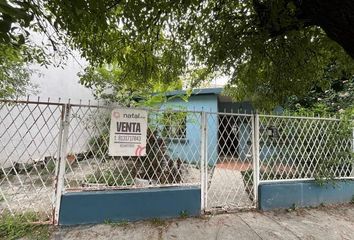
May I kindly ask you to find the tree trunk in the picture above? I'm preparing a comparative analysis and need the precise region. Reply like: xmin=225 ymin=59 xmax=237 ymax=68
xmin=299 ymin=0 xmax=354 ymax=58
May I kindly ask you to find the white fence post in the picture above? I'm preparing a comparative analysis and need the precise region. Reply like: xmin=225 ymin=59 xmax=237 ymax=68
xmin=351 ymin=126 xmax=354 ymax=177
xmin=252 ymin=113 xmax=260 ymax=207
xmin=200 ymin=111 xmax=207 ymax=212
xmin=53 ymin=104 xmax=71 ymax=225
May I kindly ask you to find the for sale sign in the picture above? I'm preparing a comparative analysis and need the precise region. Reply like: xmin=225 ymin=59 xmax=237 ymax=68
xmin=108 ymin=108 xmax=148 ymax=156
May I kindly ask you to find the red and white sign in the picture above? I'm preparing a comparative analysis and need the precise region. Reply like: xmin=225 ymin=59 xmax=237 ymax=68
xmin=108 ymin=108 xmax=148 ymax=156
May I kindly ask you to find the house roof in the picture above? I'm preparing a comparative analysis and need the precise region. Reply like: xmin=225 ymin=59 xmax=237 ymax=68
xmin=164 ymin=87 xmax=223 ymax=97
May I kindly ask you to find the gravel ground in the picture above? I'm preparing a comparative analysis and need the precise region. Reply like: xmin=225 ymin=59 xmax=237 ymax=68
xmin=207 ymin=167 xmax=253 ymax=210
xmin=0 ymin=159 xmax=202 ymax=218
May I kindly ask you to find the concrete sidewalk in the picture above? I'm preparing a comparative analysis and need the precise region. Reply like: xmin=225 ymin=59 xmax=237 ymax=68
xmin=54 ymin=204 xmax=354 ymax=240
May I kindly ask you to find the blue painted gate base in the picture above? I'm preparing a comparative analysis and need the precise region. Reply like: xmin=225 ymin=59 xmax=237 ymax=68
xmin=59 ymin=186 xmax=201 ymax=226
xmin=259 ymin=180 xmax=354 ymax=210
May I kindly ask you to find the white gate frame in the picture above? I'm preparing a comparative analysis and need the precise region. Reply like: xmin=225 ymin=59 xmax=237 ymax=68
xmin=252 ymin=113 xmax=260 ymax=205
xmin=201 ymin=111 xmax=260 ymax=212
xmin=200 ymin=111 xmax=208 ymax=212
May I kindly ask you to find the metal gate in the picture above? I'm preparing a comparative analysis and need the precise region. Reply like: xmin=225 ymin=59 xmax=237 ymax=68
xmin=0 ymin=99 xmax=65 ymax=223
xmin=202 ymin=112 xmax=258 ymax=212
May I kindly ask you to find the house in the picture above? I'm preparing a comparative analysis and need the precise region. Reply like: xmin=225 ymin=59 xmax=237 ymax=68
xmin=157 ymin=87 xmax=255 ymax=166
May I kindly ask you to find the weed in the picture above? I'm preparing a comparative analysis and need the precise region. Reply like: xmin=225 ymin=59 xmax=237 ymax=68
xmin=351 ymin=195 xmax=354 ymax=204
xmin=287 ymin=203 xmax=297 ymax=212
xmin=105 ymin=219 xmax=129 ymax=227
xmin=85 ymin=168 xmax=133 ymax=186
xmin=45 ymin=159 xmax=56 ymax=174
xmin=179 ymin=210 xmax=189 ymax=219
xmin=319 ymin=202 xmax=326 ymax=207
xmin=104 ymin=219 xmax=113 ymax=224
xmin=0 ymin=212 xmax=51 ymax=240
xmin=150 ymin=218 xmax=166 ymax=227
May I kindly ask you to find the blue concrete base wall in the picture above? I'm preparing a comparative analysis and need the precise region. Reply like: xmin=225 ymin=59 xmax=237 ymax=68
xmin=259 ymin=180 xmax=354 ymax=210
xmin=59 ymin=186 xmax=201 ymax=226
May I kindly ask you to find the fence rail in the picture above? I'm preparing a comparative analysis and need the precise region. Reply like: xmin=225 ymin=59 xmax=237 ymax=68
xmin=0 ymin=98 xmax=353 ymax=224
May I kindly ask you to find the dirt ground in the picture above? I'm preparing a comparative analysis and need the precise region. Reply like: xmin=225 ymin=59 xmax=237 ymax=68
xmin=53 ymin=204 xmax=354 ymax=240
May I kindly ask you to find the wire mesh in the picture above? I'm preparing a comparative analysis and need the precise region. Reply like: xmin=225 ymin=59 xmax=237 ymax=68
xmin=0 ymin=99 xmax=63 ymax=222
xmin=1 ymin=98 xmax=354 ymax=221
xmin=205 ymin=112 xmax=256 ymax=210
xmin=258 ymin=115 xmax=354 ymax=182
xmin=63 ymin=105 xmax=203 ymax=191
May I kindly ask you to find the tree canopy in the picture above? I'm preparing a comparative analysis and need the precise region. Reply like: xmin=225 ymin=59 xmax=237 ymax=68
xmin=0 ymin=44 xmax=39 ymax=98
xmin=1 ymin=0 xmax=354 ymax=108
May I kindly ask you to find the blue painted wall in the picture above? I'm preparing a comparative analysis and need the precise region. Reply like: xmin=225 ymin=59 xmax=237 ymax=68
xmin=59 ymin=187 xmax=201 ymax=225
xmin=160 ymin=95 xmax=219 ymax=165
xmin=259 ymin=180 xmax=354 ymax=210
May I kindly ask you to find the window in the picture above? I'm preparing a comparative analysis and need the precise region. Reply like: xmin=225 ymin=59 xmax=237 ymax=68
xmin=161 ymin=112 xmax=187 ymax=139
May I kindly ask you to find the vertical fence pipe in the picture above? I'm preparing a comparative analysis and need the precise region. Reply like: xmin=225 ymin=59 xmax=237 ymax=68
xmin=252 ymin=113 xmax=260 ymax=207
xmin=204 ymin=112 xmax=209 ymax=210
xmin=52 ymin=105 xmax=65 ymax=224
xmin=200 ymin=111 xmax=206 ymax=211
xmin=53 ymin=104 xmax=71 ymax=225
xmin=352 ymin=126 xmax=354 ymax=177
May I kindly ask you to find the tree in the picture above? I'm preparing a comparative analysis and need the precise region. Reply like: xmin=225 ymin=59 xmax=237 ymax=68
xmin=285 ymin=77 xmax=354 ymax=113
xmin=0 ymin=44 xmax=38 ymax=98
xmin=79 ymin=62 xmax=184 ymax=107
xmin=2 ymin=1 xmax=354 ymax=108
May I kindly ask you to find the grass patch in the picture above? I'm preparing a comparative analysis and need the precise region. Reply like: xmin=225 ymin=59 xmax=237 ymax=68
xmin=0 ymin=213 xmax=51 ymax=240
xmin=240 ymin=169 xmax=254 ymax=201
xmin=149 ymin=218 xmax=167 ymax=227
xmin=85 ymin=168 xmax=133 ymax=186
xmin=104 ymin=219 xmax=129 ymax=227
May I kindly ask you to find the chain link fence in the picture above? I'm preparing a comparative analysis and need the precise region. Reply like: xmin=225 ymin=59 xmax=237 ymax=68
xmin=258 ymin=114 xmax=354 ymax=182
xmin=204 ymin=112 xmax=257 ymax=210
xmin=0 ymin=99 xmax=64 ymax=223
xmin=62 ymin=104 xmax=202 ymax=192
xmin=1 ymin=99 xmax=353 ymax=223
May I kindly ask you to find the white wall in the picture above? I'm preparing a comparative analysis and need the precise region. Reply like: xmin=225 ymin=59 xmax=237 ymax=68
xmin=30 ymin=53 xmax=94 ymax=103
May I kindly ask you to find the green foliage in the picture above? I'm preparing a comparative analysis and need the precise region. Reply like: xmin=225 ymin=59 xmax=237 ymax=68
xmin=0 ymin=213 xmax=51 ymax=240
xmin=287 ymin=203 xmax=297 ymax=212
xmin=3 ymin=1 xmax=354 ymax=107
xmin=87 ymin=126 xmax=109 ymax=158
xmin=286 ymin=77 xmax=354 ymax=113
xmin=284 ymin=106 xmax=354 ymax=183
xmin=0 ymin=44 xmax=38 ymax=98
xmin=0 ymin=1 xmax=33 ymax=46
xmin=85 ymin=168 xmax=133 ymax=186
xmin=179 ymin=210 xmax=189 ymax=219
xmin=104 ymin=219 xmax=129 ymax=227
xmin=149 ymin=218 xmax=166 ymax=227
xmin=159 ymin=110 xmax=187 ymax=139
xmin=1 ymin=0 xmax=350 ymax=108
xmin=45 ymin=159 xmax=56 ymax=174
xmin=79 ymin=62 xmax=184 ymax=107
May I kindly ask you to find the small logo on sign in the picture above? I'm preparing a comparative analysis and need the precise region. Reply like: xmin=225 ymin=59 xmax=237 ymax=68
xmin=113 ymin=111 xmax=120 ymax=119
xmin=135 ymin=145 xmax=146 ymax=156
